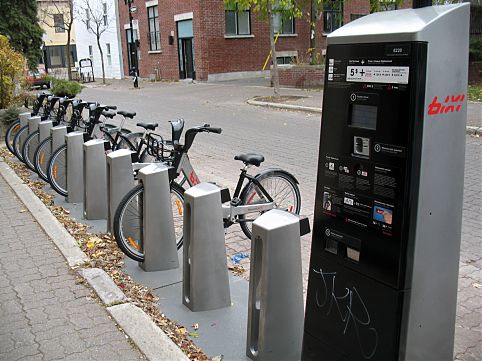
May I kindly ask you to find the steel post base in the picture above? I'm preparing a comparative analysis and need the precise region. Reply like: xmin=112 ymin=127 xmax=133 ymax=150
xmin=65 ymin=132 xmax=85 ymax=203
xmin=83 ymin=139 xmax=108 ymax=220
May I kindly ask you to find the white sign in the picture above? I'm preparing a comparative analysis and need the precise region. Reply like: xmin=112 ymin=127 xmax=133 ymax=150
xmin=346 ymin=66 xmax=409 ymax=84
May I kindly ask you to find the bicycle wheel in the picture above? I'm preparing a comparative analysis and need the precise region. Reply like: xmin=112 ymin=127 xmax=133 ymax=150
xmin=115 ymin=132 xmax=143 ymax=151
xmin=113 ymin=182 xmax=185 ymax=262
xmin=12 ymin=125 xmax=29 ymax=162
xmin=21 ymin=131 xmax=40 ymax=172
xmin=47 ymin=144 xmax=67 ymax=197
xmin=239 ymin=170 xmax=301 ymax=240
xmin=34 ymin=136 xmax=52 ymax=182
xmin=5 ymin=120 xmax=21 ymax=154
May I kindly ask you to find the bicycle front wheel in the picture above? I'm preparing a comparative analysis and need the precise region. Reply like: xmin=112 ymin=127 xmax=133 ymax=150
xmin=34 ymin=136 xmax=52 ymax=182
xmin=12 ymin=125 xmax=29 ymax=162
xmin=113 ymin=182 xmax=185 ymax=262
xmin=21 ymin=131 xmax=40 ymax=172
xmin=5 ymin=120 xmax=21 ymax=155
xmin=239 ymin=170 xmax=301 ymax=240
xmin=47 ymin=144 xmax=67 ymax=197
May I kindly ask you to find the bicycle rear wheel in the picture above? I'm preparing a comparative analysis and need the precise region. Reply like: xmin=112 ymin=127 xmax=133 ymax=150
xmin=239 ymin=170 xmax=301 ymax=240
xmin=47 ymin=144 xmax=67 ymax=197
xmin=21 ymin=131 xmax=40 ymax=172
xmin=34 ymin=136 xmax=52 ymax=182
xmin=5 ymin=120 xmax=21 ymax=154
xmin=12 ymin=125 xmax=29 ymax=162
xmin=113 ymin=182 xmax=184 ymax=262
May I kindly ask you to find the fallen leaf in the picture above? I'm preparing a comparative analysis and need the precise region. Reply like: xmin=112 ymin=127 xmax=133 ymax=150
xmin=188 ymin=331 xmax=199 ymax=338
xmin=472 ymin=283 xmax=482 ymax=289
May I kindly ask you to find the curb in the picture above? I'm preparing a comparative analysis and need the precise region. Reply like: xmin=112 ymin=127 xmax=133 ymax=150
xmin=0 ymin=156 xmax=189 ymax=361
xmin=247 ymin=99 xmax=322 ymax=113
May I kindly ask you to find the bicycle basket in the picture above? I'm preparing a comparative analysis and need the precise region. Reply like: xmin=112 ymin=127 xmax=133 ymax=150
xmin=146 ymin=133 xmax=173 ymax=161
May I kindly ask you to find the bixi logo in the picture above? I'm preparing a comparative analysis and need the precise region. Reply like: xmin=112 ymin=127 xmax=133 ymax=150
xmin=428 ymin=94 xmax=465 ymax=116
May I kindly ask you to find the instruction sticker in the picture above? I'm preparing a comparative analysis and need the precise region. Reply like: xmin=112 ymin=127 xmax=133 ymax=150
xmin=346 ymin=66 xmax=409 ymax=84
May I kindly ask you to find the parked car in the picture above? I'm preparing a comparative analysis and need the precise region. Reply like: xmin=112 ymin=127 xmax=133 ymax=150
xmin=26 ymin=69 xmax=50 ymax=89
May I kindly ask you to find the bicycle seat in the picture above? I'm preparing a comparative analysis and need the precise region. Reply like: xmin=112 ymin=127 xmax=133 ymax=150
xmin=102 ymin=110 xmax=116 ymax=119
xmin=234 ymin=153 xmax=265 ymax=167
xmin=117 ymin=110 xmax=136 ymax=118
xmin=137 ymin=122 xmax=158 ymax=131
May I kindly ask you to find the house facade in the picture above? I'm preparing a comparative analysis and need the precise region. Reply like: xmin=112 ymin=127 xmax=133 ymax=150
xmin=117 ymin=0 xmax=414 ymax=82
xmin=73 ymin=0 xmax=124 ymax=79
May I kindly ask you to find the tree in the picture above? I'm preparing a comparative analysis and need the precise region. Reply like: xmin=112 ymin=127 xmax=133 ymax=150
xmin=0 ymin=0 xmax=44 ymax=70
xmin=224 ymin=0 xmax=302 ymax=96
xmin=0 ymin=35 xmax=25 ymax=109
xmin=38 ymin=0 xmax=75 ymax=80
xmin=76 ymin=0 xmax=114 ymax=84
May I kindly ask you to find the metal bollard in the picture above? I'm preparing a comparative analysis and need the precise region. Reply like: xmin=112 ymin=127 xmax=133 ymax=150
xmin=183 ymin=182 xmax=231 ymax=312
xmin=28 ymin=116 xmax=41 ymax=134
xmin=18 ymin=113 xmax=32 ymax=153
xmin=38 ymin=121 xmax=53 ymax=143
xmin=83 ymin=139 xmax=108 ymax=220
xmin=65 ymin=131 xmax=85 ymax=203
xmin=246 ymin=209 xmax=308 ymax=361
xmin=106 ymin=149 xmax=136 ymax=233
xmin=138 ymin=164 xmax=179 ymax=272
xmin=51 ymin=125 xmax=68 ymax=152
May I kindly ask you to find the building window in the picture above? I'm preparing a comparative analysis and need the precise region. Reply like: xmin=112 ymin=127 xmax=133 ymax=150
xmin=147 ymin=5 xmax=160 ymax=51
xmin=225 ymin=5 xmax=250 ymax=35
xmin=106 ymin=43 xmax=111 ymax=65
xmin=323 ymin=1 xmax=343 ymax=33
xmin=88 ymin=45 xmax=93 ymax=61
xmin=53 ymin=14 xmax=65 ymax=33
xmin=103 ymin=2 xmax=108 ymax=26
xmin=45 ymin=45 xmax=77 ymax=68
xmin=273 ymin=13 xmax=294 ymax=34
xmin=277 ymin=56 xmax=295 ymax=65
xmin=85 ymin=8 xmax=90 ymax=29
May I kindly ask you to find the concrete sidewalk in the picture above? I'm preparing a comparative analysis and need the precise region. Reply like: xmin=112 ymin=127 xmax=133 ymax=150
xmin=0 ymin=175 xmax=145 ymax=360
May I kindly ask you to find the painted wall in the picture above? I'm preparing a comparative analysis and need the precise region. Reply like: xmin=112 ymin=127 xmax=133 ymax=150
xmin=73 ymin=0 xmax=123 ymax=79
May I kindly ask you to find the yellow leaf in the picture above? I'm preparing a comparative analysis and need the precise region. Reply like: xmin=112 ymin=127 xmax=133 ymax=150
xmin=86 ymin=240 xmax=95 ymax=249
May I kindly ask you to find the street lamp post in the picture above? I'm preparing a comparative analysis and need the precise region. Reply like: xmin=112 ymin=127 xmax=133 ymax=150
xmin=125 ymin=0 xmax=139 ymax=88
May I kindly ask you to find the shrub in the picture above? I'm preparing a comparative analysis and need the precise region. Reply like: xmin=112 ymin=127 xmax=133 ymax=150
xmin=50 ymin=78 xmax=83 ymax=98
xmin=469 ymin=37 xmax=482 ymax=62
xmin=0 ymin=106 xmax=20 ymax=125
xmin=0 ymin=35 xmax=25 ymax=109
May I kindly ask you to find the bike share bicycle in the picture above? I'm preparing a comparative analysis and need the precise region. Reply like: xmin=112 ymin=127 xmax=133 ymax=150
xmin=113 ymin=123 xmax=301 ymax=262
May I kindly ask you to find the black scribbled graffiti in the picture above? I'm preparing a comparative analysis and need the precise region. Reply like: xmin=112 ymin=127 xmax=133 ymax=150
xmin=313 ymin=268 xmax=378 ymax=359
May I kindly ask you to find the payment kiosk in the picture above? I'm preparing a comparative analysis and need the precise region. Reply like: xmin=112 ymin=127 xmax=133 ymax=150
xmin=302 ymin=4 xmax=469 ymax=361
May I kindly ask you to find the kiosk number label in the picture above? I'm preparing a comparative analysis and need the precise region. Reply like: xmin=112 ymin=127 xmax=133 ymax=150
xmin=346 ymin=66 xmax=409 ymax=84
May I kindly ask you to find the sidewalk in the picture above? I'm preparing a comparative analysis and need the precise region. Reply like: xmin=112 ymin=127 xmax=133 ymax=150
xmin=0 ymin=175 xmax=144 ymax=361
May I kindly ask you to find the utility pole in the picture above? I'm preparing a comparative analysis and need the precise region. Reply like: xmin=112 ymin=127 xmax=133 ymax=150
xmin=125 ymin=0 xmax=139 ymax=88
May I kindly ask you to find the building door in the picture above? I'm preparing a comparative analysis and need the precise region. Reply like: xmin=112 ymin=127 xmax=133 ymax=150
xmin=125 ymin=28 xmax=138 ymax=75
xmin=176 ymin=19 xmax=195 ymax=80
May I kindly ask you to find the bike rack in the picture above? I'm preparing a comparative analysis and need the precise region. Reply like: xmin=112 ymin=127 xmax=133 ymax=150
xmin=65 ymin=131 xmax=85 ymax=203
xmin=106 ymin=149 xmax=136 ymax=233
xmin=38 ymin=121 xmax=53 ymax=145
xmin=138 ymin=163 xmax=179 ymax=271
xmin=17 ymin=113 xmax=32 ymax=153
xmin=51 ymin=125 xmax=68 ymax=152
xmin=83 ymin=139 xmax=108 ymax=220
xmin=26 ymin=116 xmax=42 ymax=163
xmin=183 ymin=182 xmax=231 ymax=312
xmin=246 ymin=209 xmax=310 ymax=361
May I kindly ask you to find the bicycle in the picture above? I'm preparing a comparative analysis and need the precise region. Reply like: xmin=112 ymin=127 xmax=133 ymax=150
xmin=5 ymin=92 xmax=50 ymax=156
xmin=12 ymin=95 xmax=61 ymax=162
xmin=46 ymin=104 xmax=135 ymax=197
xmin=113 ymin=124 xmax=301 ymax=262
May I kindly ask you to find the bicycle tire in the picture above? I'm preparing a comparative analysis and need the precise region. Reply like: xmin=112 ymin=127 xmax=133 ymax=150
xmin=113 ymin=182 xmax=185 ymax=262
xmin=34 ymin=136 xmax=52 ymax=182
xmin=5 ymin=120 xmax=21 ymax=154
xmin=238 ymin=170 xmax=301 ymax=240
xmin=21 ymin=131 xmax=40 ymax=172
xmin=115 ymin=132 xmax=143 ymax=151
xmin=47 ymin=144 xmax=67 ymax=197
xmin=12 ymin=125 xmax=29 ymax=162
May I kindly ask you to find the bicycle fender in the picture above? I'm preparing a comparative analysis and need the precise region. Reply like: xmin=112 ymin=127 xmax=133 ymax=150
xmin=253 ymin=168 xmax=299 ymax=184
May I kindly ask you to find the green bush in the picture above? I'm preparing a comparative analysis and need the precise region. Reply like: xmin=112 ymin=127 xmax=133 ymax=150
xmin=50 ymin=78 xmax=83 ymax=98
xmin=0 ymin=106 xmax=20 ymax=125
xmin=470 ymin=37 xmax=482 ymax=62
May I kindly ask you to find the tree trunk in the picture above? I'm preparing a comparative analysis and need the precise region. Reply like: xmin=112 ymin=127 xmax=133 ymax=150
xmin=310 ymin=0 xmax=317 ymax=64
xmin=66 ymin=29 xmax=72 ymax=80
xmin=268 ymin=1 xmax=280 ymax=96
xmin=96 ymin=34 xmax=106 ymax=84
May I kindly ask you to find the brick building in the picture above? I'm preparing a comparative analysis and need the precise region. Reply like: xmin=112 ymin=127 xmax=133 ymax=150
xmin=117 ymin=0 xmax=412 ymax=81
